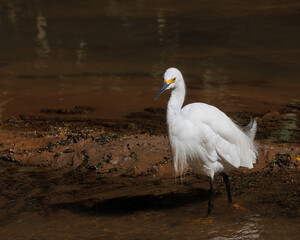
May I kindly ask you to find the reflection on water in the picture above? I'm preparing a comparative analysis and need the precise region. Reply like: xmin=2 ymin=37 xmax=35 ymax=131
xmin=236 ymin=215 xmax=260 ymax=240
xmin=152 ymin=8 xmax=179 ymax=78
xmin=57 ymin=82 xmax=65 ymax=102
xmin=202 ymin=68 xmax=229 ymax=103
xmin=35 ymin=11 xmax=50 ymax=69
xmin=7 ymin=1 xmax=18 ymax=26
xmin=76 ymin=39 xmax=87 ymax=66
xmin=213 ymin=214 xmax=261 ymax=240
xmin=157 ymin=8 xmax=166 ymax=43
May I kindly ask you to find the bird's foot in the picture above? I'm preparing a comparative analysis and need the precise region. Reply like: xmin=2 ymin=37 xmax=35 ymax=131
xmin=230 ymin=203 xmax=246 ymax=211
xmin=205 ymin=208 xmax=213 ymax=218
xmin=193 ymin=216 xmax=213 ymax=224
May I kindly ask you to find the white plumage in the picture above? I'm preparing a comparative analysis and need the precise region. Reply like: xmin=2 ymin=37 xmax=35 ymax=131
xmin=156 ymin=67 xmax=258 ymax=215
xmin=171 ymin=102 xmax=257 ymax=177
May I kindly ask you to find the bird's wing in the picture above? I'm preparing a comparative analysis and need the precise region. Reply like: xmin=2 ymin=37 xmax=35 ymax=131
xmin=182 ymin=103 xmax=242 ymax=168
xmin=198 ymin=122 xmax=241 ymax=168
xmin=214 ymin=135 xmax=241 ymax=168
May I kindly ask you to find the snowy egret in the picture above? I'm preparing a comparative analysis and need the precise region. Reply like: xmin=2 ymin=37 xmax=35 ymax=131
xmin=156 ymin=67 xmax=258 ymax=216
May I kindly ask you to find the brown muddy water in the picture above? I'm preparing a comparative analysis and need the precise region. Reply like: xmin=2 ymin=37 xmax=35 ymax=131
xmin=0 ymin=0 xmax=300 ymax=239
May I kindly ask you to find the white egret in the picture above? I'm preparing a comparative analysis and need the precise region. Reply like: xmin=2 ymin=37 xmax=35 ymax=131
xmin=156 ymin=67 xmax=258 ymax=215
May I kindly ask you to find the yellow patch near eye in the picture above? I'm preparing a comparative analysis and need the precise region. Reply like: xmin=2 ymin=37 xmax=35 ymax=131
xmin=164 ymin=77 xmax=176 ymax=84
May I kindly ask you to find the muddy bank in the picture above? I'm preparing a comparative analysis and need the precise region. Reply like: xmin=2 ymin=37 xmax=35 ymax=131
xmin=0 ymin=101 xmax=299 ymax=170
xmin=0 ymin=103 xmax=299 ymax=239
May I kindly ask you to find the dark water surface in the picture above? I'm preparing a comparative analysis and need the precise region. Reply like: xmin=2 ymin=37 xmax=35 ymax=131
xmin=0 ymin=165 xmax=299 ymax=240
xmin=0 ymin=0 xmax=300 ymax=120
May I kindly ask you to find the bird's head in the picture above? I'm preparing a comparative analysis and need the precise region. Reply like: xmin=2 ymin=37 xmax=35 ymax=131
xmin=155 ymin=67 xmax=182 ymax=100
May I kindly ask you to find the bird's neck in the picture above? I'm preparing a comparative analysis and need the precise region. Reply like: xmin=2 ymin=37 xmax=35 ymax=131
xmin=167 ymin=80 xmax=186 ymax=122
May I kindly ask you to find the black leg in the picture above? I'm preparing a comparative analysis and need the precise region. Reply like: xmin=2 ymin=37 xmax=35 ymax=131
xmin=206 ymin=177 xmax=214 ymax=216
xmin=220 ymin=172 xmax=232 ymax=203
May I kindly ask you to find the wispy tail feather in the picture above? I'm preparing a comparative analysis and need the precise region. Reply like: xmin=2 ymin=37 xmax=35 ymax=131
xmin=242 ymin=117 xmax=258 ymax=164
xmin=244 ymin=118 xmax=257 ymax=141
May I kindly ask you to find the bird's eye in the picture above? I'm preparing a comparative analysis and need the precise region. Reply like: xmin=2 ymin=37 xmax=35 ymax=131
xmin=164 ymin=77 xmax=176 ymax=84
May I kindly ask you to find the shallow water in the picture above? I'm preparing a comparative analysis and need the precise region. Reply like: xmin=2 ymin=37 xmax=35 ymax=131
xmin=0 ymin=0 xmax=300 ymax=120
xmin=0 ymin=166 xmax=299 ymax=240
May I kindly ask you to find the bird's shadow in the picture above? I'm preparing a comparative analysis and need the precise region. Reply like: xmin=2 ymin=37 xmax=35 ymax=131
xmin=50 ymin=188 xmax=219 ymax=216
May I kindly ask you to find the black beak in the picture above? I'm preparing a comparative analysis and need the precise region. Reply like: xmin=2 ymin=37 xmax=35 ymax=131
xmin=155 ymin=82 xmax=169 ymax=100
